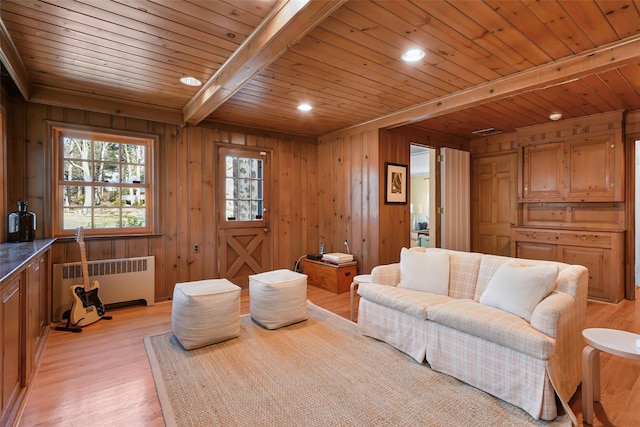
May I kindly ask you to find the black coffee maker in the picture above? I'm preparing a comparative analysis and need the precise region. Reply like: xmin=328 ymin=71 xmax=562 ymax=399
xmin=7 ymin=201 xmax=36 ymax=242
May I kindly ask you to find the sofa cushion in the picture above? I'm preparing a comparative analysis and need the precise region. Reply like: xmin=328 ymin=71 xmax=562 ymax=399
xmin=479 ymin=261 xmax=559 ymax=321
xmin=428 ymin=299 xmax=556 ymax=359
xmin=398 ymin=248 xmax=449 ymax=295
xmin=474 ymin=255 xmax=514 ymax=301
xmin=444 ymin=250 xmax=483 ymax=300
xmin=358 ymin=283 xmax=453 ymax=320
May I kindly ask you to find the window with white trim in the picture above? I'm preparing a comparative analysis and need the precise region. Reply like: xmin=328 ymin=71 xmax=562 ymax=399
xmin=52 ymin=125 xmax=155 ymax=237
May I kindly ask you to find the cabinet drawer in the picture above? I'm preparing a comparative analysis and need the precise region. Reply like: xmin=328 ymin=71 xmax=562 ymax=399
xmin=556 ymin=232 xmax=612 ymax=248
xmin=512 ymin=230 xmax=557 ymax=242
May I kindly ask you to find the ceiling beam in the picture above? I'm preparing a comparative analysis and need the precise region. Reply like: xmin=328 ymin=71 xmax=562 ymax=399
xmin=30 ymin=85 xmax=184 ymax=125
xmin=183 ymin=0 xmax=346 ymax=126
xmin=0 ymin=18 xmax=30 ymax=100
xmin=320 ymin=33 xmax=640 ymax=142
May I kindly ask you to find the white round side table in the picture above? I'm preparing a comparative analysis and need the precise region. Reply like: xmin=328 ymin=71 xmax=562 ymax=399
xmin=581 ymin=328 xmax=640 ymax=425
xmin=350 ymin=274 xmax=371 ymax=322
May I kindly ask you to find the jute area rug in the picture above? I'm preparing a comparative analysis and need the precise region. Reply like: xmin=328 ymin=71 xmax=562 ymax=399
xmin=144 ymin=302 xmax=570 ymax=427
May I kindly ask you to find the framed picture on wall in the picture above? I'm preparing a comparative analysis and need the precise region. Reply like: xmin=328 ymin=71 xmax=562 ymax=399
xmin=385 ymin=162 xmax=408 ymax=204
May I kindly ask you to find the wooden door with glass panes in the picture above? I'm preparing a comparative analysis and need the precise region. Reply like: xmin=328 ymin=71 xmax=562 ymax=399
xmin=218 ymin=146 xmax=272 ymax=287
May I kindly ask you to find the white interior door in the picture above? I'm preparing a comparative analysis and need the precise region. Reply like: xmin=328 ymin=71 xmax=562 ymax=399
xmin=441 ymin=148 xmax=470 ymax=251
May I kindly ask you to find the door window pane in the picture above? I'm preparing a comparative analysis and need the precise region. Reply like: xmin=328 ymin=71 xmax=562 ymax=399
xmin=225 ymin=155 xmax=263 ymax=221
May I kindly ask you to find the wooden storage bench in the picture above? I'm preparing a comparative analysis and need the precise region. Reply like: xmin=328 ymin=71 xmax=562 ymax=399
xmin=303 ymin=259 xmax=357 ymax=294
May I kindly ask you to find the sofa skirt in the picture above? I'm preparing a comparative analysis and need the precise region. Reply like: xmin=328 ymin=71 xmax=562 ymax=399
xmin=426 ymin=322 xmax=558 ymax=421
xmin=357 ymin=298 xmax=428 ymax=363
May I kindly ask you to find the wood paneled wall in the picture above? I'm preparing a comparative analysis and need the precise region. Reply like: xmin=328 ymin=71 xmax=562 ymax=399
xmin=625 ymin=110 xmax=640 ymax=295
xmin=0 ymin=88 xmax=6 ymax=243
xmin=628 ymin=110 xmax=640 ymax=134
xmin=5 ymin=98 xmax=319 ymax=301
xmin=317 ymin=128 xmax=380 ymax=274
xmin=378 ymin=126 xmax=470 ymax=265
xmin=316 ymin=125 xmax=472 ymax=274
xmin=377 ymin=129 xmax=411 ymax=266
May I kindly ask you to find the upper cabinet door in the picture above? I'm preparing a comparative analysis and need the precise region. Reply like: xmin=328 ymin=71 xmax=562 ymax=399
xmin=566 ymin=137 xmax=622 ymax=201
xmin=521 ymin=136 xmax=623 ymax=202
xmin=523 ymin=142 xmax=564 ymax=200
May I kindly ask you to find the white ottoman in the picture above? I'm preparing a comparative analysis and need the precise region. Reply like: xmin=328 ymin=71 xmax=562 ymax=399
xmin=172 ymin=279 xmax=241 ymax=350
xmin=249 ymin=269 xmax=307 ymax=330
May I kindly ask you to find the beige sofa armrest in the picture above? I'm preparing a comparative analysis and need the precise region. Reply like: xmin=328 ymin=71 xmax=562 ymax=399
xmin=532 ymin=264 xmax=588 ymax=421
xmin=530 ymin=292 xmax=574 ymax=338
xmin=370 ymin=263 xmax=401 ymax=287
xmin=530 ymin=265 xmax=588 ymax=338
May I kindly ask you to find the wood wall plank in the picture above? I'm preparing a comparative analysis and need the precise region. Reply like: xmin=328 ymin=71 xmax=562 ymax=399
xmin=318 ymin=127 xmax=381 ymax=273
xmin=202 ymin=128 xmax=217 ymax=280
xmin=6 ymin=97 xmax=25 ymax=218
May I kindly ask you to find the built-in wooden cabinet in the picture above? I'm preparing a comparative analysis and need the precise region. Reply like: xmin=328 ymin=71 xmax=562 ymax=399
xmin=472 ymin=111 xmax=629 ymax=302
xmin=1 ymin=276 xmax=21 ymax=423
xmin=25 ymin=254 xmax=49 ymax=384
xmin=513 ymin=111 xmax=627 ymax=302
xmin=522 ymin=136 xmax=623 ymax=202
xmin=0 ymin=240 xmax=53 ymax=426
xmin=512 ymin=228 xmax=624 ymax=303
xmin=522 ymin=142 xmax=564 ymax=200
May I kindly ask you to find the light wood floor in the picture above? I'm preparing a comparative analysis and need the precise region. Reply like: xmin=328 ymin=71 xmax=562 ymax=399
xmin=18 ymin=286 xmax=640 ymax=426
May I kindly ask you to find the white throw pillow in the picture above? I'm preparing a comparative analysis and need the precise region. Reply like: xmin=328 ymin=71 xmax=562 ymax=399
xmin=397 ymin=248 xmax=449 ymax=295
xmin=480 ymin=261 xmax=559 ymax=321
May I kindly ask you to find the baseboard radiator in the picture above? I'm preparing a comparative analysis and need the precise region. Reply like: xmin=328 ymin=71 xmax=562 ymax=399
xmin=52 ymin=256 xmax=155 ymax=321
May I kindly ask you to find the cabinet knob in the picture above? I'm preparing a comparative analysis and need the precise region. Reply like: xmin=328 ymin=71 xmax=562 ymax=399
xmin=582 ymin=235 xmax=587 ymax=240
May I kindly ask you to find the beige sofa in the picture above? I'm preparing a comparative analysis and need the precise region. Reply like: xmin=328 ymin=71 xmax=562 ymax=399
xmin=357 ymin=247 xmax=588 ymax=424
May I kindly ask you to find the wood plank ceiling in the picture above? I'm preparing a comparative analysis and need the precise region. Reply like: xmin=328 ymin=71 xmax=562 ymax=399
xmin=1 ymin=0 xmax=639 ymax=139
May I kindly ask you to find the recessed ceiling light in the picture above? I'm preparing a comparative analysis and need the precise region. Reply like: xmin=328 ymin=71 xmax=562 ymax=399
xmin=180 ymin=76 xmax=202 ymax=87
xmin=549 ymin=112 xmax=563 ymax=121
xmin=401 ymin=48 xmax=425 ymax=62
xmin=297 ymin=103 xmax=312 ymax=111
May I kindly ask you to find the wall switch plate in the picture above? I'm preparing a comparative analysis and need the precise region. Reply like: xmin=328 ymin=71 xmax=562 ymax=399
xmin=194 ymin=244 xmax=200 ymax=253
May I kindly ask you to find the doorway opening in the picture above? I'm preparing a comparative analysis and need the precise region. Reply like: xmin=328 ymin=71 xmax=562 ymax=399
xmin=410 ymin=145 xmax=436 ymax=248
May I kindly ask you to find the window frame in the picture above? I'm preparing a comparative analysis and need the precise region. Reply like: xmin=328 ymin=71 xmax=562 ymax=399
xmin=50 ymin=122 xmax=157 ymax=238
xmin=217 ymin=145 xmax=270 ymax=231
xmin=224 ymin=154 xmax=265 ymax=222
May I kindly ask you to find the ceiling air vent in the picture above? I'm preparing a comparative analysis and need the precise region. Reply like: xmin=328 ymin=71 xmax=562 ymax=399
xmin=471 ymin=127 xmax=502 ymax=136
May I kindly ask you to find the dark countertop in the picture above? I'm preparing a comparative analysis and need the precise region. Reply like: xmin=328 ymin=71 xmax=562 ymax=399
xmin=0 ymin=239 xmax=56 ymax=283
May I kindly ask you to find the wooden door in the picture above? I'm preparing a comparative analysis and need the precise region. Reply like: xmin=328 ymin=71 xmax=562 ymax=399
xmin=218 ymin=146 xmax=272 ymax=288
xmin=472 ymin=153 xmax=517 ymax=256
